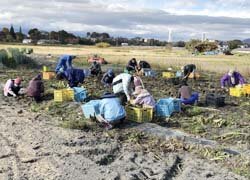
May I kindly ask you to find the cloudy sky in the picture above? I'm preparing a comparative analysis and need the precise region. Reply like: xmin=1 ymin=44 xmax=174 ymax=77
xmin=1 ymin=0 xmax=250 ymax=41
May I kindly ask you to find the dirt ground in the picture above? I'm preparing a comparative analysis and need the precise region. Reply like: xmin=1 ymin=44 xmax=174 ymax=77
xmin=0 ymin=55 xmax=249 ymax=180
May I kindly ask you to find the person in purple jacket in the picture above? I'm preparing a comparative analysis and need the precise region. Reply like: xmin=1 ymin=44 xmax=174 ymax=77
xmin=221 ymin=70 xmax=245 ymax=89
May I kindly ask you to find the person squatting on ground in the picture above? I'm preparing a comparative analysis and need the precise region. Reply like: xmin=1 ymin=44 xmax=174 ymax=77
xmin=56 ymin=68 xmax=85 ymax=88
xmin=126 ymin=58 xmax=138 ymax=72
xmin=178 ymin=81 xmax=198 ymax=105
xmin=221 ymin=69 xmax=245 ymax=89
xmin=55 ymin=55 xmax=76 ymax=74
xmin=137 ymin=60 xmax=151 ymax=75
xmin=27 ymin=74 xmax=44 ymax=102
xmin=3 ymin=77 xmax=22 ymax=97
xmin=90 ymin=61 xmax=102 ymax=76
xmin=101 ymin=69 xmax=115 ymax=87
xmin=181 ymin=64 xmax=196 ymax=81
xmin=95 ymin=92 xmax=126 ymax=130
xmin=112 ymin=72 xmax=135 ymax=105
xmin=131 ymin=86 xmax=156 ymax=108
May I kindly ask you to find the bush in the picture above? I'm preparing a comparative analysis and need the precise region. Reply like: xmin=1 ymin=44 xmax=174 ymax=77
xmin=0 ymin=48 xmax=37 ymax=68
xmin=96 ymin=42 xmax=111 ymax=48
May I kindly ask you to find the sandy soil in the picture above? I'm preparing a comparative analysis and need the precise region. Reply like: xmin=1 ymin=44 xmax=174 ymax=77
xmin=0 ymin=94 xmax=247 ymax=180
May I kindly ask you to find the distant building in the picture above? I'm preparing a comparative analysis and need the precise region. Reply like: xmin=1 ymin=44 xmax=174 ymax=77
xmin=37 ymin=39 xmax=60 ymax=45
xmin=22 ymin=39 xmax=32 ymax=44
xmin=121 ymin=43 xmax=128 ymax=46
xmin=232 ymin=48 xmax=250 ymax=54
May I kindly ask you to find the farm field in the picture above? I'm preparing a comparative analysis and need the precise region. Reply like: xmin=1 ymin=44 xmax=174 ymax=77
xmin=0 ymin=44 xmax=249 ymax=179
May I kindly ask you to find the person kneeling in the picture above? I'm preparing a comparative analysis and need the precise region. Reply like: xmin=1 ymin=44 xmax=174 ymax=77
xmin=130 ymin=86 xmax=156 ymax=108
xmin=3 ymin=77 xmax=22 ymax=97
xmin=96 ymin=93 xmax=126 ymax=130
xmin=27 ymin=74 xmax=44 ymax=103
xmin=178 ymin=81 xmax=198 ymax=105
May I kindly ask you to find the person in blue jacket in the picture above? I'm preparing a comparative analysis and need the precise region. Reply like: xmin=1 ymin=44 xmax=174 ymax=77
xmin=55 ymin=55 xmax=76 ymax=74
xmin=96 ymin=92 xmax=126 ymax=130
xmin=101 ymin=69 xmax=115 ymax=87
xmin=56 ymin=68 xmax=85 ymax=88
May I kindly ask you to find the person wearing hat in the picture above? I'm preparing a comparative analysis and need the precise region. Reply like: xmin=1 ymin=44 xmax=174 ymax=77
xmin=137 ymin=60 xmax=151 ymax=75
xmin=101 ymin=69 xmax=115 ymax=87
xmin=181 ymin=64 xmax=196 ymax=81
xmin=55 ymin=55 xmax=76 ymax=74
xmin=27 ymin=74 xmax=44 ymax=102
xmin=133 ymin=75 xmax=144 ymax=89
xmin=3 ymin=77 xmax=22 ymax=97
xmin=90 ymin=61 xmax=102 ymax=76
xmin=126 ymin=58 xmax=138 ymax=72
xmin=131 ymin=86 xmax=156 ymax=108
xmin=56 ymin=68 xmax=85 ymax=88
xmin=221 ymin=70 xmax=245 ymax=89
xmin=112 ymin=73 xmax=135 ymax=105
xmin=96 ymin=92 xmax=126 ymax=130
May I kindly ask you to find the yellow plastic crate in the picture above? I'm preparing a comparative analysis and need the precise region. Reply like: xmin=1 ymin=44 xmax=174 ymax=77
xmin=54 ymin=90 xmax=64 ymax=102
xmin=162 ymin=72 xmax=175 ymax=78
xmin=43 ymin=72 xmax=55 ymax=80
xmin=243 ymin=84 xmax=250 ymax=95
xmin=64 ymin=89 xmax=74 ymax=101
xmin=43 ymin=66 xmax=50 ymax=72
xmin=125 ymin=106 xmax=153 ymax=123
xmin=54 ymin=89 xmax=74 ymax=102
xmin=188 ymin=72 xmax=200 ymax=79
xmin=229 ymin=88 xmax=245 ymax=97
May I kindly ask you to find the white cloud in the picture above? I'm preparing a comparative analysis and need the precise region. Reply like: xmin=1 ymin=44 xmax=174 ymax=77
xmin=0 ymin=0 xmax=250 ymax=40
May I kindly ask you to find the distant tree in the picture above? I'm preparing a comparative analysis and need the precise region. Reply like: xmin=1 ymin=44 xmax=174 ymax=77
xmin=185 ymin=39 xmax=202 ymax=52
xmin=195 ymin=42 xmax=218 ymax=52
xmin=2 ymin=27 xmax=9 ymax=35
xmin=9 ymin=25 xmax=16 ymax=40
xmin=16 ymin=26 xmax=24 ymax=42
xmin=175 ymin=41 xmax=186 ymax=47
xmin=28 ymin=28 xmax=41 ymax=41
xmin=227 ymin=39 xmax=243 ymax=50
xmin=86 ymin=32 xmax=91 ymax=38
xmin=6 ymin=34 xmax=14 ymax=42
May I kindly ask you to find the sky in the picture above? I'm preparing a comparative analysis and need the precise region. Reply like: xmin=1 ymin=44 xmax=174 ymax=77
xmin=0 ymin=0 xmax=250 ymax=41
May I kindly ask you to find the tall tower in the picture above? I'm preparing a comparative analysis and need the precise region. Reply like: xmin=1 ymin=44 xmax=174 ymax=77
xmin=168 ymin=29 xmax=172 ymax=43
xmin=202 ymin=32 xmax=206 ymax=42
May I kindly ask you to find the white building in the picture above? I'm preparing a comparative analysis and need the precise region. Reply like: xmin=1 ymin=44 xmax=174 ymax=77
xmin=22 ymin=39 xmax=32 ymax=44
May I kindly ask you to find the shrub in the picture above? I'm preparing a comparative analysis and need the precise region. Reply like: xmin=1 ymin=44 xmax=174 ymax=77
xmin=96 ymin=42 xmax=111 ymax=48
xmin=0 ymin=48 xmax=37 ymax=68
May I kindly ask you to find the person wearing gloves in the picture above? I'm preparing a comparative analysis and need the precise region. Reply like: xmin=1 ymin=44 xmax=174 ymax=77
xmin=56 ymin=68 xmax=85 ymax=88
xmin=131 ymin=86 xmax=156 ymax=108
xmin=90 ymin=61 xmax=102 ymax=76
xmin=3 ymin=77 xmax=22 ymax=97
xmin=126 ymin=58 xmax=138 ymax=72
xmin=27 ymin=74 xmax=44 ymax=102
xmin=55 ymin=55 xmax=76 ymax=74
xmin=181 ymin=64 xmax=196 ymax=81
xmin=101 ymin=69 xmax=115 ymax=87
xmin=112 ymin=73 xmax=134 ymax=105
xmin=96 ymin=92 xmax=126 ymax=130
xmin=221 ymin=70 xmax=245 ymax=89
